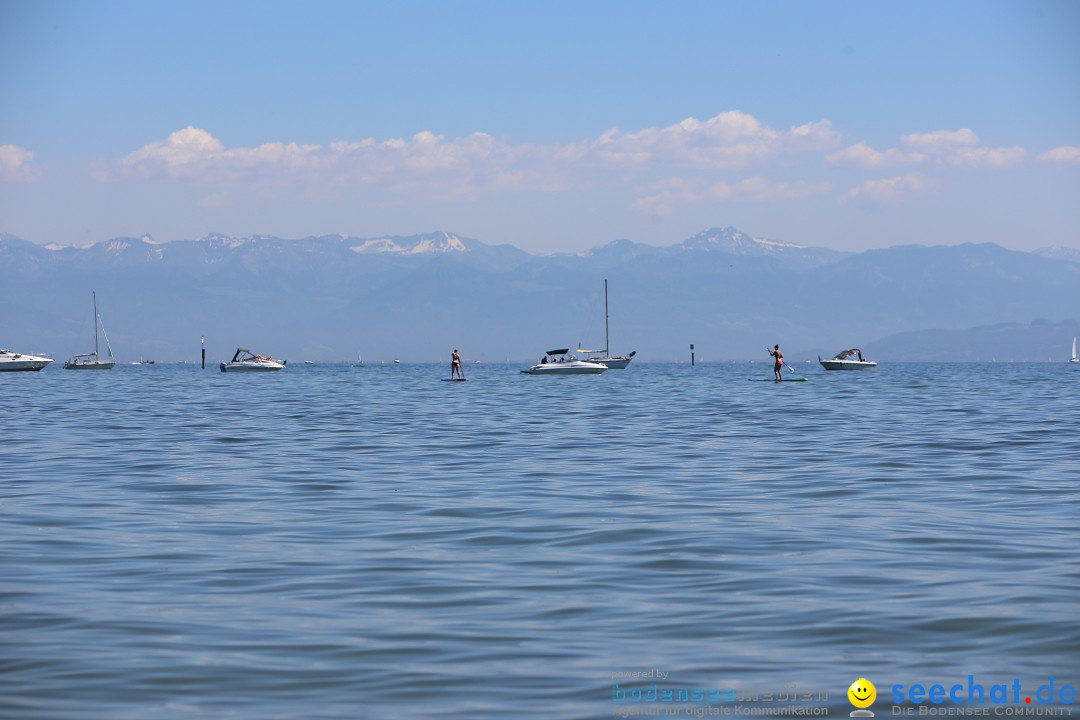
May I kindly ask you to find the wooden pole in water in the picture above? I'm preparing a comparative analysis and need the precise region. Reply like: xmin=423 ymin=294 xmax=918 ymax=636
xmin=201 ymin=336 xmax=205 ymax=369
xmin=691 ymin=343 xmax=695 ymax=366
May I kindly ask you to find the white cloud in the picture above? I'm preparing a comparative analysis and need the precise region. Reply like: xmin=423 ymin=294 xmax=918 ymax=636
xmin=829 ymin=128 xmax=1024 ymax=168
xmin=576 ymin=112 xmax=841 ymax=170
xmin=733 ymin=177 xmax=833 ymax=201
xmin=827 ymin=142 xmax=924 ymax=167
xmin=634 ymin=175 xmax=832 ymax=214
xmin=783 ymin=120 xmax=844 ymax=152
xmin=634 ymin=178 xmax=704 ymax=215
xmin=121 ymin=127 xmax=224 ymax=174
xmin=943 ymin=145 xmax=1026 ymax=167
xmin=0 ymin=144 xmax=37 ymax=182
xmin=120 ymin=126 xmax=326 ymax=178
xmin=1036 ymin=146 xmax=1080 ymax=164
xmin=112 ymin=116 xmax=1033 ymax=216
xmin=119 ymin=126 xmax=524 ymax=197
xmin=117 ymin=111 xmax=843 ymax=192
xmin=845 ymin=173 xmax=928 ymax=201
xmin=900 ymin=128 xmax=979 ymax=152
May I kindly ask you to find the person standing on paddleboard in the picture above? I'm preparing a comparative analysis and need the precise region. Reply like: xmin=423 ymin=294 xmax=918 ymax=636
xmin=451 ymin=349 xmax=463 ymax=379
xmin=768 ymin=344 xmax=784 ymax=381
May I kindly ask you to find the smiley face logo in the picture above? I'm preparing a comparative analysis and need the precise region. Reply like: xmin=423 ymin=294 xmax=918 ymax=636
xmin=848 ymin=678 xmax=877 ymax=709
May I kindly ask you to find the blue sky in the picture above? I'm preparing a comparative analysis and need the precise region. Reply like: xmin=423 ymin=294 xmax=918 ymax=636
xmin=2 ymin=0 xmax=1078 ymax=253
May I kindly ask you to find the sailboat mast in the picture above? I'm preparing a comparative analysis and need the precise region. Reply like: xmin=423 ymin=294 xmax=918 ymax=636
xmin=604 ymin=279 xmax=610 ymax=355
xmin=92 ymin=291 xmax=99 ymax=358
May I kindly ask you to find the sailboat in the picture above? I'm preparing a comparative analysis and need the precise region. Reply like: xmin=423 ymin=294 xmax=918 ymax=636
xmin=64 ymin=291 xmax=116 ymax=369
xmin=1070 ymin=337 xmax=1078 ymax=364
xmin=578 ymin=279 xmax=636 ymax=369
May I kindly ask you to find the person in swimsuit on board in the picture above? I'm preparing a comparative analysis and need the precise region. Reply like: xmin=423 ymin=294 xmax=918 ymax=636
xmin=768 ymin=344 xmax=784 ymax=381
xmin=451 ymin=349 xmax=463 ymax=379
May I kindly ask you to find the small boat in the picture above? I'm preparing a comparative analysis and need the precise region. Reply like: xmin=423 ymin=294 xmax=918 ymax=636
xmin=521 ymin=349 xmax=607 ymax=375
xmin=65 ymin=291 xmax=116 ymax=370
xmin=355 ymin=354 xmax=364 ymax=367
xmin=1070 ymin=337 xmax=1078 ymax=364
xmin=0 ymin=349 xmax=53 ymax=371
xmin=220 ymin=348 xmax=286 ymax=372
xmin=578 ymin=279 xmax=635 ymax=369
xmin=304 ymin=360 xmax=315 ymax=365
xmin=819 ymin=348 xmax=877 ymax=370
xmin=132 ymin=359 xmax=155 ymax=365
xmin=581 ymin=350 xmax=635 ymax=369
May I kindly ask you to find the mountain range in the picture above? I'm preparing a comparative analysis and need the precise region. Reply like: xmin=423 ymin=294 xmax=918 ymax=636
xmin=2 ymin=227 xmax=1078 ymax=363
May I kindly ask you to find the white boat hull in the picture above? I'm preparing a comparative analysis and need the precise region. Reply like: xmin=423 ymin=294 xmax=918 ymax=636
xmin=0 ymin=350 xmax=54 ymax=371
xmin=589 ymin=355 xmax=633 ymax=369
xmin=220 ymin=361 xmax=285 ymax=372
xmin=819 ymin=357 xmax=877 ymax=370
xmin=220 ymin=347 xmax=285 ymax=372
xmin=521 ymin=360 xmax=607 ymax=375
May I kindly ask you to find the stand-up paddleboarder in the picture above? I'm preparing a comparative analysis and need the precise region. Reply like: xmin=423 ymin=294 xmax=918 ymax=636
xmin=768 ymin=344 xmax=784 ymax=381
xmin=451 ymin=349 xmax=464 ymax=380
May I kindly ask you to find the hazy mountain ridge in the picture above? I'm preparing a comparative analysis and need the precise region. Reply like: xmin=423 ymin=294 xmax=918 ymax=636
xmin=868 ymin=319 xmax=1080 ymax=362
xmin=2 ymin=229 xmax=1077 ymax=362
xmin=1033 ymin=246 xmax=1080 ymax=263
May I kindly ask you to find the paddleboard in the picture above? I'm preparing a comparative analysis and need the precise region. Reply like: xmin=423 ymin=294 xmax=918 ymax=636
xmin=441 ymin=378 xmax=468 ymax=382
xmin=748 ymin=378 xmax=808 ymax=382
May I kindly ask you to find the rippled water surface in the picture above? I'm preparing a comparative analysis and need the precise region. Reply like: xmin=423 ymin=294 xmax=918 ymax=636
xmin=3 ymin=362 xmax=1078 ymax=719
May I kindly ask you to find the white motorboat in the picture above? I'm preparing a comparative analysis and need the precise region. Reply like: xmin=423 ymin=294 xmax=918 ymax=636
xmin=1070 ymin=337 xmax=1078 ymax=364
xmin=578 ymin=279 xmax=635 ymax=369
xmin=819 ymin=348 xmax=877 ymax=370
xmin=220 ymin=348 xmax=286 ymax=372
xmin=65 ymin=291 xmax=116 ymax=370
xmin=0 ymin=349 xmax=53 ymax=371
xmin=521 ymin=349 xmax=607 ymax=375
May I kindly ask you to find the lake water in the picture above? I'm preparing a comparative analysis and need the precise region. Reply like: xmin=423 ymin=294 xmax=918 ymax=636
xmin=3 ymin=362 xmax=1078 ymax=719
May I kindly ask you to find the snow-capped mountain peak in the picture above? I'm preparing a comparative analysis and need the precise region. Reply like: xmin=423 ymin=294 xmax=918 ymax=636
xmin=682 ymin=226 xmax=803 ymax=254
xmin=350 ymin=231 xmax=468 ymax=255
